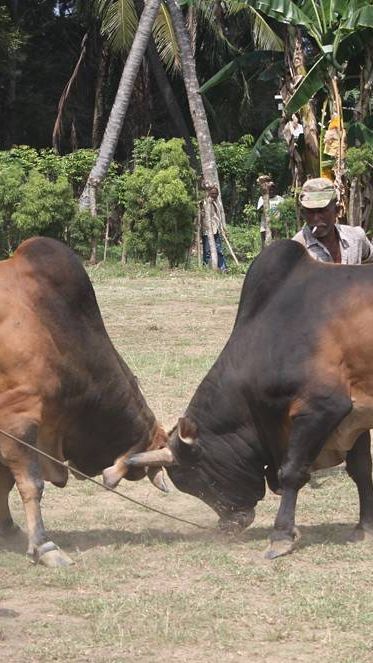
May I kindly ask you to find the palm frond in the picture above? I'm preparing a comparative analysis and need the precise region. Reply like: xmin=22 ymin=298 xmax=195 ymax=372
xmin=249 ymin=7 xmax=284 ymax=51
xmin=152 ymin=3 xmax=180 ymax=72
xmin=215 ymin=0 xmax=284 ymax=51
xmin=194 ymin=0 xmax=238 ymax=54
xmin=95 ymin=0 xmax=138 ymax=53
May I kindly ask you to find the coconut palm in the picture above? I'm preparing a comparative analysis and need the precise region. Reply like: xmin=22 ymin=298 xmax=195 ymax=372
xmin=80 ymin=0 xmax=163 ymax=216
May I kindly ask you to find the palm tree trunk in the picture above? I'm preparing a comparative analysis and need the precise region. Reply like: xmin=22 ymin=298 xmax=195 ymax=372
xmin=80 ymin=0 xmax=162 ymax=211
xmin=166 ymin=0 xmax=226 ymax=270
xmin=146 ymin=37 xmax=197 ymax=168
xmin=133 ymin=0 xmax=196 ymax=166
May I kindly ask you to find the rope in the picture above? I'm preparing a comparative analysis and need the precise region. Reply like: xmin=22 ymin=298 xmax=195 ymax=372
xmin=0 ymin=427 xmax=209 ymax=531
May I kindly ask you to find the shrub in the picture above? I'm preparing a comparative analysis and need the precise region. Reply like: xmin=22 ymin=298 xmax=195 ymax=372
xmin=0 ymin=145 xmax=39 ymax=174
xmin=149 ymin=166 xmax=195 ymax=267
xmin=271 ymin=196 xmax=298 ymax=239
xmin=13 ymin=170 xmax=76 ymax=239
xmin=227 ymin=225 xmax=261 ymax=263
xmin=346 ymin=144 xmax=373 ymax=178
xmin=118 ymin=139 xmax=196 ymax=266
xmin=118 ymin=166 xmax=157 ymax=264
xmin=0 ymin=163 xmax=27 ymax=255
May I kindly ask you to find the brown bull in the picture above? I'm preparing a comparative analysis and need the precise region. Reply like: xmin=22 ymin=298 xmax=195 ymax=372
xmin=0 ymin=237 xmax=166 ymax=567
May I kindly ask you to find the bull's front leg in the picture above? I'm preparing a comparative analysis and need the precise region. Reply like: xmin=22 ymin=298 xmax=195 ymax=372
xmin=4 ymin=426 xmax=73 ymax=567
xmin=265 ymin=391 xmax=351 ymax=559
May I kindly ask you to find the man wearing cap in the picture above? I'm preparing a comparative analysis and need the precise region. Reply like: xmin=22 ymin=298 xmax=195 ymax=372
xmin=293 ymin=178 xmax=373 ymax=264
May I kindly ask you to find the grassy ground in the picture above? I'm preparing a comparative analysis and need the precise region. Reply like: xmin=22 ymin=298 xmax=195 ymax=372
xmin=1 ymin=264 xmax=373 ymax=663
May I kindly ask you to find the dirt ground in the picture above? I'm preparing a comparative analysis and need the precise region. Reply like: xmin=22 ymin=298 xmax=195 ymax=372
xmin=1 ymin=268 xmax=373 ymax=663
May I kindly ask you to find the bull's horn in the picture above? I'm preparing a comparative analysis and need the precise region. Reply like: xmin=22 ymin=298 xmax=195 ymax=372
xmin=127 ymin=447 xmax=175 ymax=468
xmin=147 ymin=467 xmax=170 ymax=493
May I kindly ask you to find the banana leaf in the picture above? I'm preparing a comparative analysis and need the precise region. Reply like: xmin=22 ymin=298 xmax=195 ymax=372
xmin=285 ymin=55 xmax=325 ymax=116
xmin=251 ymin=117 xmax=282 ymax=155
xmin=199 ymin=51 xmax=282 ymax=94
xmin=240 ymin=0 xmax=313 ymax=29
xmin=342 ymin=5 xmax=373 ymax=30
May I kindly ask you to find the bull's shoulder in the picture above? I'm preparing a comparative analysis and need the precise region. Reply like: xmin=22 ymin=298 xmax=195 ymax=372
xmin=234 ymin=239 xmax=310 ymax=325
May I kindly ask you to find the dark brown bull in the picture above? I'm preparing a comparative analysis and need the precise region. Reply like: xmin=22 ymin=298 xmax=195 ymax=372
xmin=128 ymin=240 xmax=373 ymax=558
xmin=0 ymin=237 xmax=167 ymax=566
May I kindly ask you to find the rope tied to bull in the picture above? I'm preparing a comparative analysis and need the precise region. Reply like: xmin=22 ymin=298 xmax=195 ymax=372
xmin=0 ymin=427 xmax=209 ymax=531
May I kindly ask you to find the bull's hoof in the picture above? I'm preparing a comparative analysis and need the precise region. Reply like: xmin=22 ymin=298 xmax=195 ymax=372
xmin=218 ymin=509 xmax=255 ymax=534
xmin=0 ymin=517 xmax=20 ymax=537
xmin=347 ymin=525 xmax=373 ymax=543
xmin=264 ymin=527 xmax=301 ymax=559
xmin=34 ymin=541 xmax=74 ymax=567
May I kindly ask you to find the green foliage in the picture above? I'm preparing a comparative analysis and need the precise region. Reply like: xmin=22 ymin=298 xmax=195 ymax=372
xmin=271 ymin=196 xmax=297 ymax=239
xmin=69 ymin=209 xmax=105 ymax=250
xmin=249 ymin=141 xmax=291 ymax=193
xmin=133 ymin=137 xmax=162 ymax=169
xmin=0 ymin=164 xmax=26 ymax=222
xmin=13 ymin=171 xmax=76 ymax=240
xmin=227 ymin=224 xmax=261 ymax=263
xmin=118 ymin=166 xmax=157 ymax=264
xmin=37 ymin=148 xmax=65 ymax=180
xmin=60 ymin=149 xmax=99 ymax=194
xmin=0 ymin=146 xmax=40 ymax=174
xmin=242 ymin=203 xmax=257 ymax=226
xmin=346 ymin=144 xmax=373 ymax=178
xmin=149 ymin=166 xmax=196 ymax=267
xmin=214 ymin=135 xmax=255 ymax=181
xmin=0 ymin=163 xmax=27 ymax=254
xmin=118 ymin=139 xmax=196 ymax=267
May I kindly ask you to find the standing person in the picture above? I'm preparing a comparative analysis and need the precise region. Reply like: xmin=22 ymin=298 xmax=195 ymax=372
xmin=201 ymin=185 xmax=227 ymax=271
xmin=257 ymin=182 xmax=284 ymax=248
xmin=293 ymin=178 xmax=373 ymax=264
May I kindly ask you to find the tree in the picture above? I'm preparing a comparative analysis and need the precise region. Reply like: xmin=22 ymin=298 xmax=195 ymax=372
xmin=166 ymin=0 xmax=228 ymax=269
xmin=80 ymin=0 xmax=163 ymax=262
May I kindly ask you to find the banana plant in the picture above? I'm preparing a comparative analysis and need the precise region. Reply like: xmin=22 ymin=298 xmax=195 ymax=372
xmin=239 ymin=0 xmax=373 ymax=188
xmin=240 ymin=0 xmax=373 ymax=115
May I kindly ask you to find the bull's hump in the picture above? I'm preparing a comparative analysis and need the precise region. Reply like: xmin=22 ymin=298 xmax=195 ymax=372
xmin=235 ymin=240 xmax=311 ymax=324
xmin=13 ymin=237 xmax=98 ymax=317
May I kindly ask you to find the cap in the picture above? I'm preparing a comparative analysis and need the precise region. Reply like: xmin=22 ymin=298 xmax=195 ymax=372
xmin=299 ymin=178 xmax=337 ymax=209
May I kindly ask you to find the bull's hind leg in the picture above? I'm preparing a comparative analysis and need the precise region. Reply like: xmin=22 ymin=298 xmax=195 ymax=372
xmin=346 ymin=431 xmax=373 ymax=542
xmin=6 ymin=424 xmax=73 ymax=567
xmin=0 ymin=463 xmax=19 ymax=535
xmin=265 ymin=391 xmax=351 ymax=559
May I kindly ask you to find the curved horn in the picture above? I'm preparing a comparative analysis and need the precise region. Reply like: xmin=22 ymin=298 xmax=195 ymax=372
xmin=147 ymin=467 xmax=170 ymax=493
xmin=127 ymin=447 xmax=175 ymax=468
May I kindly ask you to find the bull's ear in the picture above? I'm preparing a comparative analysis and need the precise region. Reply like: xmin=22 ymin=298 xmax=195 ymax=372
xmin=177 ymin=417 xmax=198 ymax=446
